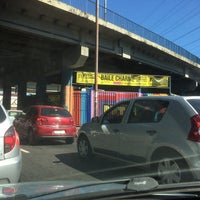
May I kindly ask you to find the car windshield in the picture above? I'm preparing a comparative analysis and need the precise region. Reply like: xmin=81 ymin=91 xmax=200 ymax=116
xmin=1 ymin=0 xmax=200 ymax=199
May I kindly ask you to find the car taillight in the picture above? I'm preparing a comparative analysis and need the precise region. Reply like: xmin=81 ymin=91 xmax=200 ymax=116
xmin=70 ymin=118 xmax=75 ymax=125
xmin=4 ymin=127 xmax=19 ymax=153
xmin=36 ymin=117 xmax=48 ymax=125
xmin=188 ymin=114 xmax=200 ymax=142
xmin=2 ymin=186 xmax=17 ymax=195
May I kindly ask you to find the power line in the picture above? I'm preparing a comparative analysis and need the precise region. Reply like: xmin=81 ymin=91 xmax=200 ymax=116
xmin=160 ymin=5 xmax=200 ymax=36
xmin=149 ymin=0 xmax=185 ymax=30
xmin=183 ymin=38 xmax=200 ymax=47
xmin=173 ymin=26 xmax=200 ymax=42
xmin=183 ymin=42 xmax=200 ymax=58
xmin=141 ymin=0 xmax=166 ymax=25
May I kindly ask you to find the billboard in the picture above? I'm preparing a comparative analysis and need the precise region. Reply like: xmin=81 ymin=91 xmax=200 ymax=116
xmin=76 ymin=71 xmax=170 ymax=88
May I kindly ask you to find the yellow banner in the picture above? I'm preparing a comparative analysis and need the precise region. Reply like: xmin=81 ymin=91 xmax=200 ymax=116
xmin=76 ymin=71 xmax=169 ymax=88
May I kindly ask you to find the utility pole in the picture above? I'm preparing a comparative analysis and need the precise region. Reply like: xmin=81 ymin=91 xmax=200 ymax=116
xmin=104 ymin=0 xmax=107 ymax=20
xmin=94 ymin=0 xmax=99 ymax=117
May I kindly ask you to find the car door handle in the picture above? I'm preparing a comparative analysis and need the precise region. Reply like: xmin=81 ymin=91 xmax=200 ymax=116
xmin=146 ymin=130 xmax=157 ymax=135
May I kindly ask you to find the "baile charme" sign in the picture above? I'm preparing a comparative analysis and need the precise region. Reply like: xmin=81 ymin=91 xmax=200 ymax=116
xmin=76 ymin=71 xmax=170 ymax=88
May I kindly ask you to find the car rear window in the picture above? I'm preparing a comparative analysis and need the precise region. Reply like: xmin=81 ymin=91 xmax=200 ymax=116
xmin=187 ymin=99 xmax=200 ymax=114
xmin=0 ymin=106 xmax=6 ymax=123
xmin=41 ymin=108 xmax=72 ymax=117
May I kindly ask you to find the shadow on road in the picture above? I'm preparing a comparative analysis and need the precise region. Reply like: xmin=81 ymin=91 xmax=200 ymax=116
xmin=21 ymin=139 xmax=150 ymax=182
xmin=55 ymin=152 xmax=147 ymax=181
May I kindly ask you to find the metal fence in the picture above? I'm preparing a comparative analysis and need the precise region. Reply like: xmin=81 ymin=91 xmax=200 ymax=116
xmin=73 ymin=90 xmax=139 ymax=126
xmin=59 ymin=0 xmax=200 ymax=64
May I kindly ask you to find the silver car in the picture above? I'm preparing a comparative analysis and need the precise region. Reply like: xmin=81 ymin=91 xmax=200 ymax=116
xmin=77 ymin=95 xmax=200 ymax=184
xmin=0 ymin=105 xmax=22 ymax=183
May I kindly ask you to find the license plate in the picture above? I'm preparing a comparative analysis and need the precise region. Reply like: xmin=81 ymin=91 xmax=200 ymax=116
xmin=54 ymin=130 xmax=66 ymax=134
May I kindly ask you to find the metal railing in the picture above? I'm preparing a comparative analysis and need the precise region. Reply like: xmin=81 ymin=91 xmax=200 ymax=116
xmin=60 ymin=0 xmax=200 ymax=64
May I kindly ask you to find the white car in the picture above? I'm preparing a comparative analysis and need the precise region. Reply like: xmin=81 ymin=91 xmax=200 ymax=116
xmin=77 ymin=95 xmax=200 ymax=184
xmin=0 ymin=105 xmax=22 ymax=183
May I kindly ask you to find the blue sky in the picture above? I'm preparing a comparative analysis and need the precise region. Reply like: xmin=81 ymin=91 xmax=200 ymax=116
xmin=98 ymin=0 xmax=200 ymax=58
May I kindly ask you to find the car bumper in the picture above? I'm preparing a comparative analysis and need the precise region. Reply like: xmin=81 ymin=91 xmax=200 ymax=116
xmin=0 ymin=151 xmax=22 ymax=183
xmin=35 ymin=125 xmax=77 ymax=138
xmin=39 ymin=135 xmax=75 ymax=140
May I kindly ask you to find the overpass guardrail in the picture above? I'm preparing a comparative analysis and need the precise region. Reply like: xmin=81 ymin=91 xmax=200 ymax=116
xmin=60 ymin=0 xmax=200 ymax=64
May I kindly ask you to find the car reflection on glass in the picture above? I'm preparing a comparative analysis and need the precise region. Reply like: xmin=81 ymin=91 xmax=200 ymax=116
xmin=13 ymin=105 xmax=76 ymax=145
xmin=77 ymin=95 xmax=200 ymax=184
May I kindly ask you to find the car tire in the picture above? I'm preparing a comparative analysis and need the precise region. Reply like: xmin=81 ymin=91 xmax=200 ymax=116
xmin=151 ymin=152 xmax=191 ymax=184
xmin=77 ymin=135 xmax=93 ymax=160
xmin=65 ymin=137 xmax=74 ymax=144
xmin=27 ymin=129 xmax=37 ymax=145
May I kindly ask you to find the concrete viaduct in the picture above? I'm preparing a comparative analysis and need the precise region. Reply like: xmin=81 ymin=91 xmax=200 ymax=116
xmin=0 ymin=0 xmax=200 ymax=114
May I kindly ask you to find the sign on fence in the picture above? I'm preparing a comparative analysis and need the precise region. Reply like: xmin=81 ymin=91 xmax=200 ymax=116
xmin=76 ymin=71 xmax=170 ymax=88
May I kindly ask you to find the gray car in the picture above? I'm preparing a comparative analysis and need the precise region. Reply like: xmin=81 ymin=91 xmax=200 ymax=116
xmin=0 ymin=105 xmax=22 ymax=183
xmin=77 ymin=95 xmax=200 ymax=184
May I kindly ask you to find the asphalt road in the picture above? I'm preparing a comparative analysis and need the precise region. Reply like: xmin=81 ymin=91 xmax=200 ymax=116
xmin=20 ymin=139 xmax=146 ymax=183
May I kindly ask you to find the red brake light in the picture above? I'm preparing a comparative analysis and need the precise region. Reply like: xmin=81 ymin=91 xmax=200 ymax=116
xmin=36 ymin=117 xmax=48 ymax=125
xmin=188 ymin=114 xmax=200 ymax=142
xmin=2 ymin=187 xmax=17 ymax=195
xmin=4 ymin=127 xmax=19 ymax=153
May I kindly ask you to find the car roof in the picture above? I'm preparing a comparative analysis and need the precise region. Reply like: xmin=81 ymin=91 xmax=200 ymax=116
xmin=30 ymin=105 xmax=65 ymax=109
xmin=130 ymin=95 xmax=200 ymax=101
xmin=111 ymin=95 xmax=191 ymax=107
xmin=183 ymin=96 xmax=200 ymax=100
xmin=129 ymin=95 xmax=180 ymax=101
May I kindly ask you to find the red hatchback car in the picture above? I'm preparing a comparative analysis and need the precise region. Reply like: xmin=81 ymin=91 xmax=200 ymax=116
xmin=13 ymin=105 xmax=76 ymax=145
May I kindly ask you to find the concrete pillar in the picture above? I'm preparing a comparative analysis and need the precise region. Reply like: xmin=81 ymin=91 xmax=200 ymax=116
xmin=61 ymin=68 xmax=73 ymax=113
xmin=17 ymin=81 xmax=27 ymax=110
xmin=36 ymin=78 xmax=47 ymax=105
xmin=61 ymin=45 xmax=89 ymax=113
xmin=2 ymin=77 xmax=11 ymax=110
xmin=63 ymin=45 xmax=89 ymax=69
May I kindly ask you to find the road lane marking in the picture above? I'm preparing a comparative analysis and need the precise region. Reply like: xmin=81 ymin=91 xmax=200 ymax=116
xmin=20 ymin=148 xmax=30 ymax=154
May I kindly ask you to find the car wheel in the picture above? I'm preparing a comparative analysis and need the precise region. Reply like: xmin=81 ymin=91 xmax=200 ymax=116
xmin=152 ymin=153 xmax=191 ymax=184
xmin=65 ymin=137 xmax=74 ymax=144
xmin=27 ymin=129 xmax=37 ymax=145
xmin=77 ymin=135 xmax=93 ymax=160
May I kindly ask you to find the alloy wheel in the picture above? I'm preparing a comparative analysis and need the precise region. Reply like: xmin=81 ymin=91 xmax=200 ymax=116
xmin=157 ymin=158 xmax=181 ymax=184
xmin=78 ymin=136 xmax=92 ymax=159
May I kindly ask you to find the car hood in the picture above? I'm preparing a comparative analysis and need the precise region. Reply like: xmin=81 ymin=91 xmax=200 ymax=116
xmin=1 ymin=178 xmax=200 ymax=199
xmin=0 ymin=177 xmax=160 ymax=199
xmin=0 ymin=179 xmax=126 ymax=199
